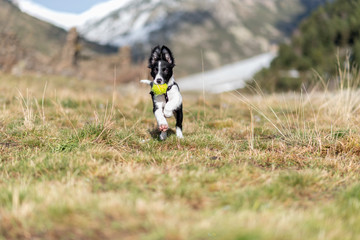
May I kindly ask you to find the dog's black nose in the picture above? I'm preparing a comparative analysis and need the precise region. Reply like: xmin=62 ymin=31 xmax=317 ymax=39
xmin=156 ymin=79 xmax=162 ymax=84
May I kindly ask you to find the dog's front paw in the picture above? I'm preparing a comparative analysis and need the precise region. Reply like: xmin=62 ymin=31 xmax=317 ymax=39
xmin=160 ymin=131 xmax=167 ymax=141
xmin=176 ymin=127 xmax=184 ymax=139
xmin=159 ymin=124 xmax=168 ymax=132
xmin=163 ymin=109 xmax=173 ymax=118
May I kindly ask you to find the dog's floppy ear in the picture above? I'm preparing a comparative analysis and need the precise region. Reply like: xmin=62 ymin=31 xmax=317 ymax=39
xmin=148 ymin=45 xmax=161 ymax=68
xmin=161 ymin=45 xmax=175 ymax=66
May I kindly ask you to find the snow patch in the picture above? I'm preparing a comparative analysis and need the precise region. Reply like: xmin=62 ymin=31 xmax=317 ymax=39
xmin=12 ymin=0 xmax=182 ymax=47
xmin=177 ymin=52 xmax=277 ymax=93
xmin=12 ymin=0 xmax=134 ymax=30
xmin=12 ymin=0 xmax=79 ymax=29
xmin=78 ymin=0 xmax=167 ymax=46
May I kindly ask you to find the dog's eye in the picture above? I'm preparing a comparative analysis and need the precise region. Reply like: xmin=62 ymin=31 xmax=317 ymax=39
xmin=162 ymin=68 xmax=167 ymax=72
xmin=155 ymin=67 xmax=158 ymax=72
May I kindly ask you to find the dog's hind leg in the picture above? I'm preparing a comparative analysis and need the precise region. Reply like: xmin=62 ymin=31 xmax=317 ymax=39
xmin=174 ymin=105 xmax=183 ymax=139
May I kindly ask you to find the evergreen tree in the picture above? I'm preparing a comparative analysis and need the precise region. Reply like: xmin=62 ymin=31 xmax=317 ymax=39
xmin=253 ymin=0 xmax=360 ymax=91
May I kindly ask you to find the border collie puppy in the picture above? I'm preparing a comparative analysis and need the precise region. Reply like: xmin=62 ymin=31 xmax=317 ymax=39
xmin=140 ymin=45 xmax=183 ymax=140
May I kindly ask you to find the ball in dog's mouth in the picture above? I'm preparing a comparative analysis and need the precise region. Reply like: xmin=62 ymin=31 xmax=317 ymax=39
xmin=152 ymin=83 xmax=168 ymax=95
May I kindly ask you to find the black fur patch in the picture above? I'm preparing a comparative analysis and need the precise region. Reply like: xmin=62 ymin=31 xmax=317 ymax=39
xmin=174 ymin=104 xmax=183 ymax=130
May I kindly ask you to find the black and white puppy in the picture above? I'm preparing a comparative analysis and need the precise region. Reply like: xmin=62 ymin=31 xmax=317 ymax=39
xmin=140 ymin=45 xmax=183 ymax=140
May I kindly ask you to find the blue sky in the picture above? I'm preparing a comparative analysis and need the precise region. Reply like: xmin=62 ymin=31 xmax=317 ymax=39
xmin=31 ymin=0 xmax=108 ymax=13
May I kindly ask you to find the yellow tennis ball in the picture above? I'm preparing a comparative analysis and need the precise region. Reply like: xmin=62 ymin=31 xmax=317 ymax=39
xmin=152 ymin=83 xmax=168 ymax=95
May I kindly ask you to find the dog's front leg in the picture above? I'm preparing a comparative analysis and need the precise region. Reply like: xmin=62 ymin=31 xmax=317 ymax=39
xmin=163 ymin=86 xmax=182 ymax=118
xmin=153 ymin=96 xmax=168 ymax=140
xmin=155 ymin=107 xmax=168 ymax=131
xmin=155 ymin=108 xmax=168 ymax=140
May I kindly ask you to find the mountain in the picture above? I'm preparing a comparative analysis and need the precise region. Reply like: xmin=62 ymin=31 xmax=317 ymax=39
xmin=14 ymin=0 xmax=329 ymax=76
xmin=1 ymin=0 xmax=66 ymax=58
xmin=252 ymin=0 xmax=360 ymax=92
xmin=0 ymin=0 xmax=117 ymax=74
xmin=79 ymin=0 xmax=330 ymax=76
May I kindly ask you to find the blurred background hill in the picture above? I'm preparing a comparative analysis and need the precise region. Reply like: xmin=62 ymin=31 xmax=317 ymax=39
xmin=75 ymin=0 xmax=329 ymax=75
xmin=0 ymin=0 xmax=124 ymax=80
xmin=2 ymin=0 xmax=352 ymax=91
xmin=254 ymin=0 xmax=360 ymax=92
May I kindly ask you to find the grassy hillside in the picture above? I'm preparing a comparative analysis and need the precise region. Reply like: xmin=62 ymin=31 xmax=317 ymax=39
xmin=0 ymin=0 xmax=66 ymax=57
xmin=254 ymin=0 xmax=360 ymax=91
xmin=0 ymin=0 xmax=116 ymax=60
xmin=0 ymin=68 xmax=360 ymax=239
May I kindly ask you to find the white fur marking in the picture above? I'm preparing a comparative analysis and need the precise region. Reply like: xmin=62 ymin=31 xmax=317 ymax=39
xmin=167 ymin=76 xmax=174 ymax=86
xmin=153 ymin=94 xmax=167 ymax=127
xmin=155 ymin=61 xmax=163 ymax=83
xmin=164 ymin=77 xmax=182 ymax=116
xmin=140 ymin=79 xmax=152 ymax=85
xmin=176 ymin=127 xmax=183 ymax=139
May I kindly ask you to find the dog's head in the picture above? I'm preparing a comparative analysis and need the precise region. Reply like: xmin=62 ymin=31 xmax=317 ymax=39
xmin=148 ymin=45 xmax=175 ymax=85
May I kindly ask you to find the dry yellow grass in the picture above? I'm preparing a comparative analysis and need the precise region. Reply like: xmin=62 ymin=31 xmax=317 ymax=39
xmin=0 ymin=72 xmax=359 ymax=240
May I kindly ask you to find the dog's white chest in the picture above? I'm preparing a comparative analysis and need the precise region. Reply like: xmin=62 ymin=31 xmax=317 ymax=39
xmin=154 ymin=94 xmax=166 ymax=108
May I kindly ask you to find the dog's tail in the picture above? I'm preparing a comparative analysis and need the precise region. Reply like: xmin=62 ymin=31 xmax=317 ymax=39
xmin=140 ymin=80 xmax=152 ymax=85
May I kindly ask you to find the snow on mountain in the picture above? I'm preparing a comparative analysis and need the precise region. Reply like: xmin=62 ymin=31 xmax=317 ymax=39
xmin=11 ymin=0 xmax=134 ymax=30
xmin=12 ymin=0 xmax=165 ymax=46
xmin=12 ymin=0 xmax=78 ymax=29
xmin=78 ymin=0 xmax=175 ymax=46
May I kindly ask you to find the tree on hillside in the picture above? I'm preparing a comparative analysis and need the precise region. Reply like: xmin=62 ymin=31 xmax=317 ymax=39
xmin=252 ymin=0 xmax=360 ymax=92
